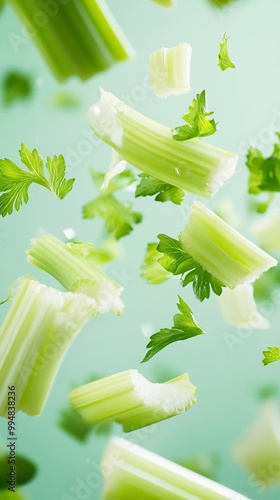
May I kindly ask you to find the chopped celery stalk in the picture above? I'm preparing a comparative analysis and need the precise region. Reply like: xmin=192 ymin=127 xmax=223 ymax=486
xmin=218 ymin=284 xmax=270 ymax=329
xmin=179 ymin=201 xmax=277 ymax=288
xmin=87 ymin=90 xmax=238 ymax=198
xmin=251 ymin=209 xmax=280 ymax=252
xmin=0 ymin=276 xmax=95 ymax=417
xmin=8 ymin=0 xmax=133 ymax=82
xmin=233 ymin=401 xmax=280 ymax=487
xmin=101 ymin=437 xmax=251 ymax=499
xmin=27 ymin=234 xmax=124 ymax=315
xmin=149 ymin=43 xmax=192 ymax=98
xmin=69 ymin=370 xmax=196 ymax=432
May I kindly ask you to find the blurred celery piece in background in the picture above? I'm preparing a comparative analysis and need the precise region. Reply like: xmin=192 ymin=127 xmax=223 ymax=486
xmin=2 ymin=70 xmax=33 ymax=105
xmin=8 ymin=0 xmax=134 ymax=81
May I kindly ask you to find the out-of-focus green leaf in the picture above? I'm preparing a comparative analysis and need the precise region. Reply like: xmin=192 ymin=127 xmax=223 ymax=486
xmin=2 ymin=71 xmax=33 ymax=106
xmin=0 ymin=453 xmax=37 ymax=489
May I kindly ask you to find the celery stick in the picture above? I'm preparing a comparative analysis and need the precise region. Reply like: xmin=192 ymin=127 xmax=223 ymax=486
xmin=69 ymin=370 xmax=196 ymax=432
xmin=101 ymin=437 xmax=251 ymax=499
xmin=8 ymin=0 xmax=133 ymax=81
xmin=87 ymin=90 xmax=238 ymax=198
xmin=27 ymin=235 xmax=124 ymax=316
xmin=0 ymin=276 xmax=95 ymax=417
xmin=150 ymin=43 xmax=192 ymax=98
xmin=179 ymin=201 xmax=277 ymax=288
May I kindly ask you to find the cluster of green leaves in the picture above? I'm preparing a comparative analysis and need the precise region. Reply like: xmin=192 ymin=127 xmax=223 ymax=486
xmin=157 ymin=234 xmax=225 ymax=301
xmin=262 ymin=346 xmax=280 ymax=366
xmin=83 ymin=167 xmax=142 ymax=239
xmin=58 ymin=406 xmax=112 ymax=442
xmin=247 ymin=133 xmax=280 ymax=194
xmin=142 ymin=296 xmax=204 ymax=362
xmin=2 ymin=71 xmax=33 ymax=106
xmin=0 ymin=453 xmax=37 ymax=489
xmin=135 ymin=173 xmax=185 ymax=205
xmin=141 ymin=242 xmax=172 ymax=284
xmin=218 ymin=33 xmax=236 ymax=71
xmin=172 ymin=91 xmax=217 ymax=141
xmin=0 ymin=144 xmax=74 ymax=216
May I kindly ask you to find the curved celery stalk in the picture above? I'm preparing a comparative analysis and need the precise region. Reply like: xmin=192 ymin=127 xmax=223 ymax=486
xmin=8 ymin=0 xmax=133 ymax=82
xmin=87 ymin=90 xmax=238 ymax=198
xmin=0 ymin=276 xmax=95 ymax=417
xmin=150 ymin=43 xmax=192 ymax=98
xmin=218 ymin=284 xmax=270 ymax=329
xmin=69 ymin=370 xmax=196 ymax=432
xmin=27 ymin=234 xmax=124 ymax=315
xmin=101 ymin=437 xmax=251 ymax=500
xmin=179 ymin=201 xmax=277 ymax=288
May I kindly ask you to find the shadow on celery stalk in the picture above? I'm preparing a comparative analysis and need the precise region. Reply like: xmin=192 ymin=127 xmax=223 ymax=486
xmin=8 ymin=0 xmax=134 ymax=81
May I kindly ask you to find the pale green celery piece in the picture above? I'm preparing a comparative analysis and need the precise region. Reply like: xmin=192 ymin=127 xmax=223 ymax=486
xmin=8 ymin=0 xmax=133 ymax=82
xmin=27 ymin=234 xmax=124 ymax=316
xmin=233 ymin=401 xmax=280 ymax=488
xmin=101 ymin=437 xmax=251 ymax=500
xmin=251 ymin=208 xmax=280 ymax=252
xmin=150 ymin=43 xmax=192 ymax=98
xmin=0 ymin=276 xmax=95 ymax=417
xmin=179 ymin=201 xmax=277 ymax=288
xmin=218 ymin=284 xmax=270 ymax=329
xmin=152 ymin=0 xmax=174 ymax=6
xmin=87 ymin=90 xmax=238 ymax=198
xmin=69 ymin=370 xmax=196 ymax=432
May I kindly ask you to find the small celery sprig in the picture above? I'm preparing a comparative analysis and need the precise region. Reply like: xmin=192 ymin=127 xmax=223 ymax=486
xmin=262 ymin=346 xmax=280 ymax=366
xmin=218 ymin=284 xmax=270 ymax=330
xmin=141 ymin=242 xmax=172 ymax=284
xmin=69 ymin=370 xmax=196 ymax=432
xmin=172 ymin=90 xmax=217 ymax=141
xmin=87 ymin=90 xmax=238 ymax=198
xmin=0 ymin=144 xmax=74 ymax=217
xmin=157 ymin=201 xmax=277 ymax=301
xmin=9 ymin=0 xmax=133 ymax=82
xmin=218 ymin=33 xmax=236 ymax=71
xmin=0 ymin=276 xmax=95 ymax=417
xmin=142 ymin=296 xmax=205 ymax=362
xmin=27 ymin=235 xmax=124 ymax=315
xmin=149 ymin=43 xmax=192 ymax=98
xmin=101 ymin=437 xmax=251 ymax=500
xmin=83 ymin=157 xmax=142 ymax=239
xmin=136 ymin=173 xmax=185 ymax=204
xmin=247 ymin=133 xmax=280 ymax=194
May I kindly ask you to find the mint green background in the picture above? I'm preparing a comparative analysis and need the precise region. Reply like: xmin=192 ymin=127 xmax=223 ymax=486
xmin=1 ymin=0 xmax=280 ymax=499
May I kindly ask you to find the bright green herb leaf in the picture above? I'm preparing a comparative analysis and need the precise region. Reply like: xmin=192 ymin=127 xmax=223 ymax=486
xmin=2 ymin=71 xmax=33 ymax=105
xmin=0 ymin=454 xmax=37 ymax=488
xmin=263 ymin=346 xmax=280 ymax=366
xmin=157 ymin=234 xmax=225 ymax=301
xmin=172 ymin=90 xmax=217 ymax=141
xmin=247 ymin=133 xmax=280 ymax=194
xmin=142 ymin=296 xmax=205 ymax=362
xmin=0 ymin=144 xmax=74 ymax=216
xmin=135 ymin=173 xmax=185 ymax=204
xmin=83 ymin=168 xmax=141 ymax=239
xmin=141 ymin=242 xmax=172 ymax=284
xmin=218 ymin=33 xmax=236 ymax=71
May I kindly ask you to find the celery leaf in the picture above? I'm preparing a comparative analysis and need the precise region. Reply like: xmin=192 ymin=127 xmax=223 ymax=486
xmin=218 ymin=33 xmax=236 ymax=71
xmin=136 ymin=173 xmax=185 ymax=204
xmin=0 ymin=144 xmax=74 ymax=216
xmin=0 ymin=454 xmax=37 ymax=488
xmin=247 ymin=133 xmax=280 ymax=194
xmin=157 ymin=234 xmax=225 ymax=301
xmin=172 ymin=90 xmax=217 ymax=141
xmin=141 ymin=242 xmax=172 ymax=284
xmin=142 ymin=296 xmax=204 ymax=362
xmin=2 ymin=71 xmax=33 ymax=105
xmin=262 ymin=346 xmax=280 ymax=366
